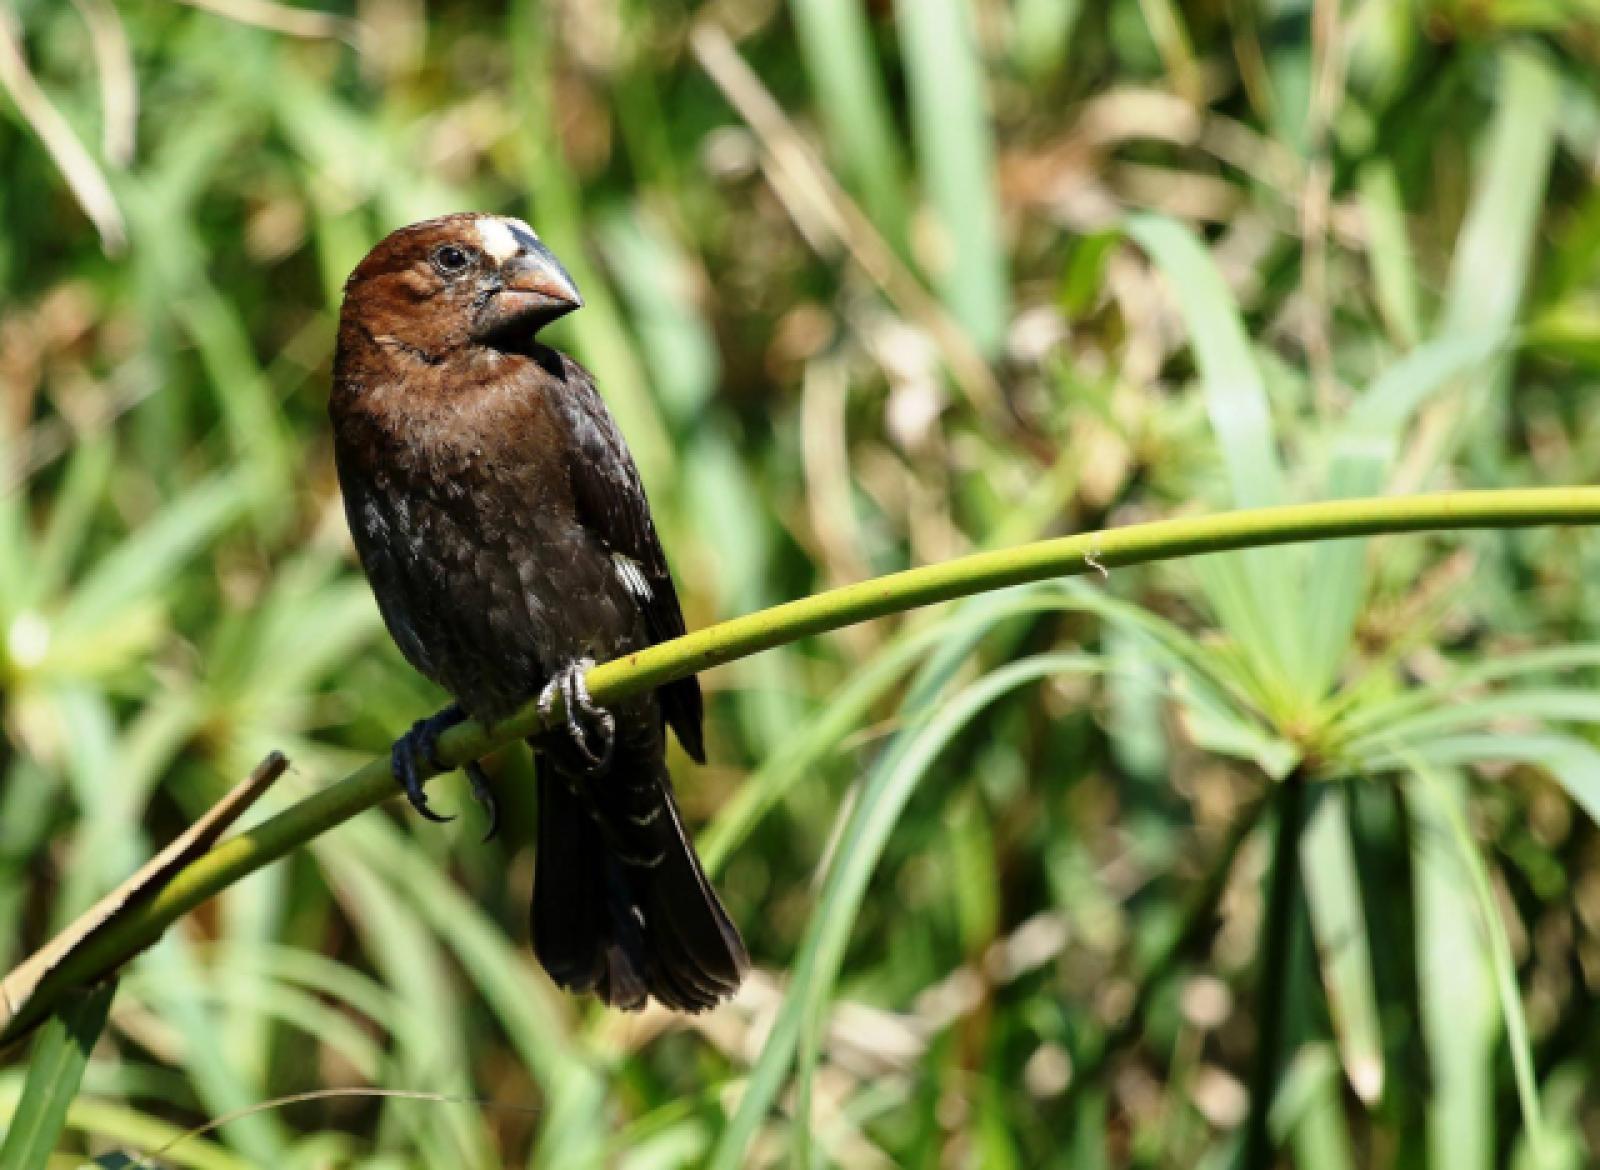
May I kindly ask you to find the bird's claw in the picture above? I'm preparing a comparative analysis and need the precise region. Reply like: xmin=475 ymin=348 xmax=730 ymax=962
xmin=391 ymin=707 xmax=502 ymax=840
xmin=466 ymin=761 xmax=499 ymax=842
xmin=392 ymin=736 xmax=454 ymax=824
xmin=538 ymin=659 xmax=615 ymax=772
xmin=391 ymin=705 xmax=470 ymax=825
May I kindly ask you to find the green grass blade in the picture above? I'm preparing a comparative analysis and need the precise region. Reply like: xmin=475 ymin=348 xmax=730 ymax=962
xmin=1360 ymin=732 xmax=1600 ymax=829
xmin=0 ymin=421 xmax=33 ymax=611
xmin=1407 ymin=769 xmax=1499 ymax=1170
xmin=1055 ymin=584 xmax=1261 ymax=718
xmin=1124 ymin=216 xmax=1284 ymax=509
xmin=681 ymin=428 xmax=808 ymax=754
xmin=1066 ymin=583 xmax=1300 ymax=774
xmin=0 ymin=980 xmax=116 ymax=1170
xmin=214 ymin=868 xmax=287 ymax=1099
xmin=168 ymin=290 xmax=296 ymax=513
xmin=196 ymin=552 xmax=378 ymax=704
xmin=1271 ymin=1047 xmax=1358 ymax=1170
xmin=1411 ymin=765 xmax=1546 ymax=1162
xmin=203 ymin=943 xmax=403 ymax=1038
xmin=0 ymin=1082 xmax=254 ymax=1170
xmin=1441 ymin=50 xmax=1559 ymax=345
xmin=55 ymin=473 xmax=253 ymax=645
xmin=25 ymin=438 xmax=114 ymax=610
xmin=787 ymin=0 xmax=908 ymax=247
xmin=268 ymin=80 xmax=462 ymax=225
xmin=701 ymin=589 xmax=1079 ymax=874
xmin=119 ymin=177 xmax=297 ymax=514
xmin=1438 ymin=47 xmax=1558 ymax=475
xmin=125 ymin=964 xmax=384 ymax=1082
xmin=1340 ymin=689 xmax=1600 ymax=758
xmin=699 ymin=628 xmax=930 ymax=876
xmin=1012 ymin=0 xmax=1083 ymax=80
xmin=1188 ymin=555 xmax=1297 ymax=709
xmin=1105 ymin=624 xmax=1169 ymax=783
xmin=895 ymin=0 xmax=1010 ymax=354
xmin=316 ymin=846 xmax=493 ymax=1169
xmin=1301 ymin=331 xmax=1508 ymax=696
xmin=1343 ymin=333 xmax=1509 ymax=440
xmin=710 ymin=653 xmax=1103 ymax=1170
xmin=1335 ymin=643 xmax=1600 ymax=741
xmin=1356 ymin=162 xmax=1422 ymax=348
xmin=338 ymin=818 xmax=606 ymax=1169
xmin=596 ymin=205 xmax=720 ymax=422
xmin=1299 ymin=791 xmax=1384 ymax=1104
xmin=53 ymin=689 xmax=149 ymax=922
xmin=1124 ymin=214 xmax=1301 ymax=704
xmin=134 ymin=936 xmax=291 ymax=1163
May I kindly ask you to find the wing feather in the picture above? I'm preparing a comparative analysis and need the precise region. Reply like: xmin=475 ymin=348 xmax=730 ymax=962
xmin=554 ymin=357 xmax=705 ymax=762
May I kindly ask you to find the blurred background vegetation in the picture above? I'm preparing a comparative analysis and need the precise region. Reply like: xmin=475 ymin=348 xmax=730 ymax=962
xmin=4 ymin=0 xmax=1600 ymax=1166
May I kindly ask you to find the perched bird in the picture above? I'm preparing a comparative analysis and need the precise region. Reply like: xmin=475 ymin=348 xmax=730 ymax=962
xmin=330 ymin=213 xmax=747 ymax=1012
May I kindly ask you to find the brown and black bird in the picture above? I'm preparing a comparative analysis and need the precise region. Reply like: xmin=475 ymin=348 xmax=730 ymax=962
xmin=330 ymin=213 xmax=747 ymax=1012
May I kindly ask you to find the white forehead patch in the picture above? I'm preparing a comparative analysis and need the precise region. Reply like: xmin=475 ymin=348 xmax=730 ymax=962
xmin=473 ymin=216 xmax=536 ymax=263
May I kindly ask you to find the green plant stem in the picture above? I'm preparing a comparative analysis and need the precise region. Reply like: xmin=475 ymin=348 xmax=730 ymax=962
xmin=5 ymin=486 xmax=1600 ymax=1045
xmin=1242 ymin=768 xmax=1308 ymax=1170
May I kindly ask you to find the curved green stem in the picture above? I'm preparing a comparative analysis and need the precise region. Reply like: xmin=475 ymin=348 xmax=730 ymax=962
xmin=6 ymin=486 xmax=1600 ymax=1044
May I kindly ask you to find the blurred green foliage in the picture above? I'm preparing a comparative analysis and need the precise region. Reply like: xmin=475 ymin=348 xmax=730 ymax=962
xmin=4 ymin=0 xmax=1600 ymax=1167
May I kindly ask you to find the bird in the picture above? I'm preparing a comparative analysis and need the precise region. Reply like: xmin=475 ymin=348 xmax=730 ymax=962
xmin=329 ymin=212 xmax=748 ymax=1012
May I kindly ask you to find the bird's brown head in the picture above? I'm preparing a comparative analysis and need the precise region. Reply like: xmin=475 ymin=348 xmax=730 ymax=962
xmin=337 ymin=212 xmax=583 ymax=367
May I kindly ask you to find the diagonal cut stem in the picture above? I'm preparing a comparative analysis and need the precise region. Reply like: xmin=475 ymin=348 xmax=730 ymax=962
xmin=4 ymin=486 xmax=1600 ymax=1045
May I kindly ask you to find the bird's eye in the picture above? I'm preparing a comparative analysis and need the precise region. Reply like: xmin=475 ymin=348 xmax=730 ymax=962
xmin=431 ymin=244 xmax=472 ymax=276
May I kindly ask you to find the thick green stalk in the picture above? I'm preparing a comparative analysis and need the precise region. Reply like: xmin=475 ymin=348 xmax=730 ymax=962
xmin=5 ymin=486 xmax=1600 ymax=1044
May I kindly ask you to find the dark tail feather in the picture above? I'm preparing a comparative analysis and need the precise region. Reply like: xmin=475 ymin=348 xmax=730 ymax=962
xmin=531 ymin=760 xmax=748 ymax=1012
xmin=530 ymin=769 xmax=649 ymax=1008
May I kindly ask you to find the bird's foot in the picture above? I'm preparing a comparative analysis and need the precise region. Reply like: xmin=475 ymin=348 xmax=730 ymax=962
xmin=537 ymin=659 xmax=615 ymax=772
xmin=391 ymin=705 xmax=471 ymax=825
xmin=465 ymin=761 xmax=500 ymax=842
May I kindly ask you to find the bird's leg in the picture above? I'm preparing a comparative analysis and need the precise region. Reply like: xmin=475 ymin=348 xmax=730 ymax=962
xmin=391 ymin=703 xmax=481 ymax=826
xmin=537 ymin=658 xmax=615 ymax=772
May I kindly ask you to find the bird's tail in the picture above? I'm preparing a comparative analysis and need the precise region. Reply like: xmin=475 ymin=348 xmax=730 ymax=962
xmin=530 ymin=752 xmax=747 ymax=1012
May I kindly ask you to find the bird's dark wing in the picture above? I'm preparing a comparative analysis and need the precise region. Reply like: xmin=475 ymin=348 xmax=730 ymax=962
xmin=554 ymin=355 xmax=704 ymax=762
